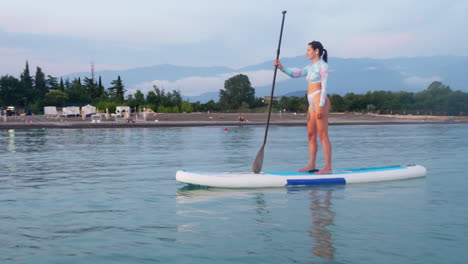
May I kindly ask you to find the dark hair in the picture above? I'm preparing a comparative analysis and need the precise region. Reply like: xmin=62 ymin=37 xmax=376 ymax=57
xmin=308 ymin=41 xmax=328 ymax=63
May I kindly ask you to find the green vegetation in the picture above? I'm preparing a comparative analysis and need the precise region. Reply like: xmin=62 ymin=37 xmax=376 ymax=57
xmin=1 ymin=62 xmax=467 ymax=115
xmin=219 ymin=74 xmax=256 ymax=111
xmin=0 ymin=62 xmax=193 ymax=114
xmin=328 ymin=81 xmax=468 ymax=116
xmin=276 ymin=81 xmax=468 ymax=116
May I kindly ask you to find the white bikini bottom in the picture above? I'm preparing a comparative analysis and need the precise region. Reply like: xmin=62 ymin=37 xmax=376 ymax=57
xmin=307 ymin=90 xmax=321 ymax=110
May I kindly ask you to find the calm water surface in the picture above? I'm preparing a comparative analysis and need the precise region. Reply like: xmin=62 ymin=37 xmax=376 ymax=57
xmin=1 ymin=124 xmax=467 ymax=263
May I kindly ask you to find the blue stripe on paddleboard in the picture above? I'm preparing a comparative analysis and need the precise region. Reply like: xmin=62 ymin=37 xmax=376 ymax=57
xmin=286 ymin=178 xmax=346 ymax=186
xmin=266 ymin=165 xmax=407 ymax=176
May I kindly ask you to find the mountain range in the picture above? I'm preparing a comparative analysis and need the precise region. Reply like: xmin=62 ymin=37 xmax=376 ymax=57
xmin=63 ymin=55 xmax=468 ymax=103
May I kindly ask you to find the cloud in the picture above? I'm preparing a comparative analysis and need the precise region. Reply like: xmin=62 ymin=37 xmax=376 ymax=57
xmin=0 ymin=0 xmax=467 ymax=76
xmin=0 ymin=47 xmax=29 ymax=54
xmin=0 ymin=0 xmax=287 ymax=45
xmin=131 ymin=70 xmax=291 ymax=96
xmin=0 ymin=45 xmax=133 ymax=77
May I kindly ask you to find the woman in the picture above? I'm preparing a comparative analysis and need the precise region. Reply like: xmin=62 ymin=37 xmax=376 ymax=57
xmin=274 ymin=41 xmax=332 ymax=174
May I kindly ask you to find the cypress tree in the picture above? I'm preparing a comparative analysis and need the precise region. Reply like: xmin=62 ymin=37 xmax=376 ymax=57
xmin=109 ymin=75 xmax=125 ymax=103
xmin=59 ymin=77 xmax=65 ymax=91
xmin=20 ymin=61 xmax=34 ymax=107
xmin=35 ymin=67 xmax=47 ymax=98
xmin=97 ymin=76 xmax=105 ymax=98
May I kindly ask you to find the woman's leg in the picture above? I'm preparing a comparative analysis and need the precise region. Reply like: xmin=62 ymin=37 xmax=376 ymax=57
xmin=315 ymin=98 xmax=332 ymax=174
xmin=299 ymin=106 xmax=318 ymax=172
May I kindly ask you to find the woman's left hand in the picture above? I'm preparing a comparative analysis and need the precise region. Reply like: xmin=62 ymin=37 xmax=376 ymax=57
xmin=317 ymin=107 xmax=324 ymax=119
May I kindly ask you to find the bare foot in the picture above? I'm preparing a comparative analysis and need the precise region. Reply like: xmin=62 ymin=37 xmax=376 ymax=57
xmin=298 ymin=165 xmax=317 ymax=172
xmin=316 ymin=168 xmax=333 ymax=174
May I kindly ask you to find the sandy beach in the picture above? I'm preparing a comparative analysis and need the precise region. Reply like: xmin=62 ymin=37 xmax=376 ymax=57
xmin=1 ymin=112 xmax=467 ymax=129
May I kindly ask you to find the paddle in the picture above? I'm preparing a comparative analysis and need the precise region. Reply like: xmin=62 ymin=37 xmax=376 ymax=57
xmin=252 ymin=10 xmax=287 ymax=174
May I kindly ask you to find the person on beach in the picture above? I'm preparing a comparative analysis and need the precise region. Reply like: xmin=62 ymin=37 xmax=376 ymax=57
xmin=274 ymin=41 xmax=332 ymax=174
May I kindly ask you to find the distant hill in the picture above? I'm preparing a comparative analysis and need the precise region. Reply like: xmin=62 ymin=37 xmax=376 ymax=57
xmin=63 ymin=56 xmax=468 ymax=103
xmin=183 ymin=91 xmax=219 ymax=103
xmin=282 ymin=90 xmax=307 ymax=97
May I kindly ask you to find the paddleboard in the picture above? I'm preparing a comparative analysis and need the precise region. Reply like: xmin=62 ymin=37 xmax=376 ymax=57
xmin=176 ymin=165 xmax=426 ymax=188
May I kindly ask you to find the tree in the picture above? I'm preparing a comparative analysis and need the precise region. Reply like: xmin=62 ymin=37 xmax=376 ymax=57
xmin=66 ymin=78 xmax=88 ymax=103
xmin=365 ymin=91 xmax=387 ymax=112
xmin=59 ymin=77 xmax=65 ymax=91
xmin=20 ymin=61 xmax=34 ymax=107
xmin=146 ymin=90 xmax=157 ymax=108
xmin=205 ymin=100 xmax=221 ymax=111
xmin=64 ymin=78 xmax=71 ymax=90
xmin=279 ymin=96 xmax=306 ymax=112
xmin=84 ymin=76 xmax=97 ymax=100
xmin=330 ymin=94 xmax=345 ymax=112
xmin=167 ymin=90 xmax=182 ymax=108
xmin=279 ymin=96 xmax=290 ymax=111
xmin=181 ymin=101 xmax=192 ymax=113
xmin=394 ymin=91 xmax=414 ymax=112
xmin=251 ymin=97 xmax=267 ymax=109
xmin=34 ymin=67 xmax=48 ymax=99
xmin=146 ymin=85 xmax=183 ymax=111
xmin=219 ymin=74 xmax=255 ymax=111
xmin=414 ymin=81 xmax=452 ymax=114
xmin=126 ymin=94 xmax=135 ymax=108
xmin=45 ymin=90 xmax=69 ymax=106
xmin=153 ymin=85 xmax=167 ymax=107
xmin=343 ymin=93 xmax=366 ymax=112
xmin=447 ymin=91 xmax=468 ymax=116
xmin=109 ymin=76 xmax=125 ymax=102
xmin=46 ymin=75 xmax=59 ymax=91
xmin=190 ymin=101 xmax=203 ymax=112
xmin=134 ymin=90 xmax=145 ymax=109
xmin=97 ymin=76 xmax=105 ymax=98
xmin=0 ymin=75 xmax=22 ymax=106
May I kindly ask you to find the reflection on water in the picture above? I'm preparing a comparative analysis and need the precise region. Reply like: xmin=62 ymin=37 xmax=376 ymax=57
xmin=4 ymin=129 xmax=17 ymax=177
xmin=177 ymin=184 xmax=339 ymax=262
xmin=8 ymin=129 xmax=15 ymax=153
xmin=309 ymin=189 xmax=336 ymax=261
xmin=176 ymin=185 xmax=285 ymax=204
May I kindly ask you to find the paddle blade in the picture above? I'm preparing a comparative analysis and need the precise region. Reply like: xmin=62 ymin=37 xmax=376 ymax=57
xmin=252 ymin=144 xmax=265 ymax=173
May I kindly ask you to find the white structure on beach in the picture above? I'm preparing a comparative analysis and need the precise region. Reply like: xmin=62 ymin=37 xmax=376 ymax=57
xmin=62 ymin=106 xmax=80 ymax=117
xmin=116 ymin=106 xmax=131 ymax=117
xmin=81 ymin=104 xmax=97 ymax=117
xmin=44 ymin=106 xmax=58 ymax=115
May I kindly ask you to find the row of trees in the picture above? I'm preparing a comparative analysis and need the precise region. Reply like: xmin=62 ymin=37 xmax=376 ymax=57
xmin=0 ymin=63 xmax=266 ymax=114
xmin=1 ymin=62 xmax=467 ymax=115
xmin=0 ymin=62 xmax=127 ymax=113
xmin=277 ymin=81 xmax=468 ymax=116
xmin=330 ymin=81 xmax=468 ymax=115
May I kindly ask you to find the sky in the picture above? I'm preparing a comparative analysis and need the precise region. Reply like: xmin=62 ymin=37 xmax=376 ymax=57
xmin=0 ymin=0 xmax=466 ymax=77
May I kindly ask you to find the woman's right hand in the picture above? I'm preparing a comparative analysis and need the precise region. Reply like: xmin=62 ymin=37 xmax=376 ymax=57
xmin=274 ymin=59 xmax=283 ymax=70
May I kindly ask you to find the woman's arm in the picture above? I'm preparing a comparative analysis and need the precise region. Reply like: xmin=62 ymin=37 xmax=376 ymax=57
xmin=319 ymin=63 xmax=329 ymax=107
xmin=274 ymin=59 xmax=307 ymax=78
xmin=281 ymin=67 xmax=307 ymax=78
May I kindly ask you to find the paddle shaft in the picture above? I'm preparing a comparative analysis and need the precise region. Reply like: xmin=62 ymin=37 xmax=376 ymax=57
xmin=252 ymin=11 xmax=286 ymax=174
xmin=263 ymin=11 xmax=287 ymax=145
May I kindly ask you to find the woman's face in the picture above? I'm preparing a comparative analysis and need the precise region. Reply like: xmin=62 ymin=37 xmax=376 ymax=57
xmin=306 ymin=44 xmax=318 ymax=60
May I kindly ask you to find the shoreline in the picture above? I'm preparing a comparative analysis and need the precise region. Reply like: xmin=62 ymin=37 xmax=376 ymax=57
xmin=1 ymin=113 xmax=467 ymax=129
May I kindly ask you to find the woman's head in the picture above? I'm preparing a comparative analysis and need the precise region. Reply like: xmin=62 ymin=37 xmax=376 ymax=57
xmin=307 ymin=41 xmax=328 ymax=62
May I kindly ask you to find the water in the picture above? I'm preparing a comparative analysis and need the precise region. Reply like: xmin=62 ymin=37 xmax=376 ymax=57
xmin=1 ymin=124 xmax=467 ymax=263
